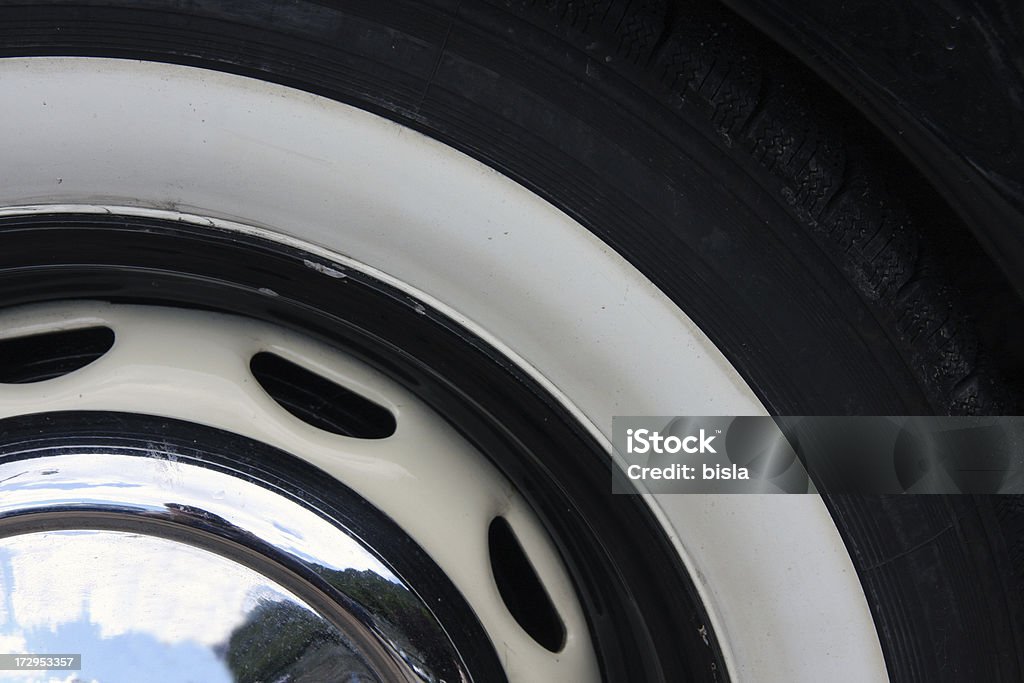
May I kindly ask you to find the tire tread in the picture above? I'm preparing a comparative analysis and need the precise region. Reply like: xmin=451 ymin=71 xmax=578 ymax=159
xmin=501 ymin=0 xmax=1013 ymax=414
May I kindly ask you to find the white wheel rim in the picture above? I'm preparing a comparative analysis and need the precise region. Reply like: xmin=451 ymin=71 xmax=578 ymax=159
xmin=0 ymin=301 xmax=596 ymax=681
xmin=0 ymin=56 xmax=888 ymax=682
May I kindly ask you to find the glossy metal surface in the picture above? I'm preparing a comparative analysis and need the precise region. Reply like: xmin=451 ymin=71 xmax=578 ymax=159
xmin=0 ymin=449 xmax=464 ymax=683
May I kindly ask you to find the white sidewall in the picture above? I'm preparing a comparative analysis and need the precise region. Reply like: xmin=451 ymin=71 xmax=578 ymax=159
xmin=0 ymin=57 xmax=887 ymax=682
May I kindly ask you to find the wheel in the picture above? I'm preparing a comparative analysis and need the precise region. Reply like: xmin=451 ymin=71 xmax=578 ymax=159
xmin=0 ymin=2 xmax=1020 ymax=681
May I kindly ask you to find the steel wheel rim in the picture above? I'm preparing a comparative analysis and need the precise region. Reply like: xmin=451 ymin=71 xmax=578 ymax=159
xmin=0 ymin=299 xmax=603 ymax=681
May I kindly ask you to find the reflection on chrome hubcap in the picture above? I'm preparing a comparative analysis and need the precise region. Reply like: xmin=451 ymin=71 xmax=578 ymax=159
xmin=1 ymin=532 xmax=385 ymax=682
xmin=0 ymin=443 xmax=471 ymax=682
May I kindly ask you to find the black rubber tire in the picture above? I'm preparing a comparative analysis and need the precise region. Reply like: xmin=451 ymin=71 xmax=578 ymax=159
xmin=1 ymin=0 xmax=1022 ymax=680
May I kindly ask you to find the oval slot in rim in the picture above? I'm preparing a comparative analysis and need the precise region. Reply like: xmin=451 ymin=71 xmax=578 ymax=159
xmin=0 ymin=326 xmax=115 ymax=384
xmin=489 ymin=516 xmax=566 ymax=653
xmin=250 ymin=352 xmax=396 ymax=439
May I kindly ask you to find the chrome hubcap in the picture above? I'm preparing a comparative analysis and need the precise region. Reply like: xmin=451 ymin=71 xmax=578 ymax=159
xmin=0 ymin=451 xmax=440 ymax=682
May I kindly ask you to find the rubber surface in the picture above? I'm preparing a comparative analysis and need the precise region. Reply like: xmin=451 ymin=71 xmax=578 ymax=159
xmin=0 ymin=1 xmax=1022 ymax=680
xmin=0 ymin=1 xmax=1018 ymax=414
xmin=498 ymin=0 xmax=1020 ymax=415
xmin=717 ymin=0 xmax=1024 ymax=298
